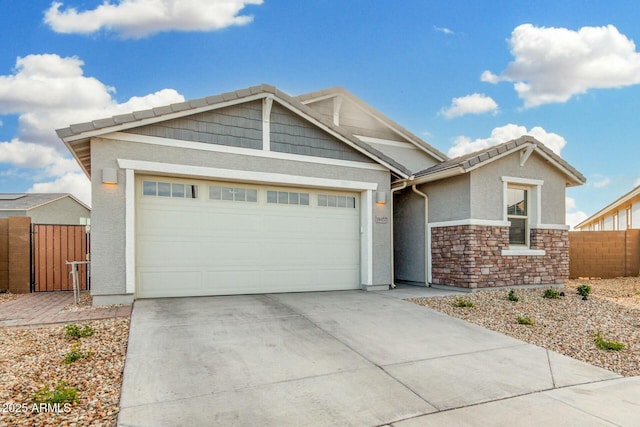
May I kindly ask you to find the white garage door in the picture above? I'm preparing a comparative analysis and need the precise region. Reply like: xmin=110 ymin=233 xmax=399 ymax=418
xmin=135 ymin=176 xmax=361 ymax=298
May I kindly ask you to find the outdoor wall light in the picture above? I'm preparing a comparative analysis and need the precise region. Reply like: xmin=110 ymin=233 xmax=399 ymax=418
xmin=376 ymin=191 xmax=387 ymax=205
xmin=102 ymin=168 xmax=118 ymax=184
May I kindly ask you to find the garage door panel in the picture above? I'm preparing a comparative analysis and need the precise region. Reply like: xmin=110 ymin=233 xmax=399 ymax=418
xmin=138 ymin=270 xmax=203 ymax=297
xmin=139 ymin=206 xmax=203 ymax=232
xmin=136 ymin=177 xmax=361 ymax=298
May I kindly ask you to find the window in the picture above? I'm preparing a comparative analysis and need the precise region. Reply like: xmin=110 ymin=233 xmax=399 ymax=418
xmin=266 ymin=190 xmax=309 ymax=205
xmin=507 ymin=187 xmax=528 ymax=245
xmin=143 ymin=180 xmax=198 ymax=198
xmin=318 ymin=194 xmax=356 ymax=208
xmin=209 ymin=185 xmax=257 ymax=203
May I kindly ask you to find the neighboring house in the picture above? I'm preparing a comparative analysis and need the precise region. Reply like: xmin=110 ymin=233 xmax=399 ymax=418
xmin=574 ymin=185 xmax=640 ymax=231
xmin=56 ymin=84 xmax=585 ymax=305
xmin=0 ymin=193 xmax=90 ymax=225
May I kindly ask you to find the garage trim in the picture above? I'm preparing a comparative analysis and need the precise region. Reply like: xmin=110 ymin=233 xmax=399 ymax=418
xmin=118 ymin=158 xmax=379 ymax=296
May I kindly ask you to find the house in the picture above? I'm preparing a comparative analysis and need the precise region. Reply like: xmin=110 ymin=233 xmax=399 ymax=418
xmin=56 ymin=84 xmax=585 ymax=305
xmin=0 ymin=193 xmax=90 ymax=225
xmin=574 ymin=185 xmax=640 ymax=231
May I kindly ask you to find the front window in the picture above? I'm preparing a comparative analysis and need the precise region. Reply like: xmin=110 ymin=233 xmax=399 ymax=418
xmin=507 ymin=187 xmax=528 ymax=245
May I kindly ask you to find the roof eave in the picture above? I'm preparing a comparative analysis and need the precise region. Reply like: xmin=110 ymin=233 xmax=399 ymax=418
xmin=575 ymin=185 xmax=640 ymax=229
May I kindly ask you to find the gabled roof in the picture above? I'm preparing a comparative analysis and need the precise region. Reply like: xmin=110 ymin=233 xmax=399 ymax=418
xmin=575 ymin=184 xmax=640 ymax=229
xmin=296 ymin=86 xmax=448 ymax=163
xmin=0 ymin=193 xmax=90 ymax=211
xmin=412 ymin=136 xmax=586 ymax=187
xmin=57 ymin=84 xmax=414 ymax=179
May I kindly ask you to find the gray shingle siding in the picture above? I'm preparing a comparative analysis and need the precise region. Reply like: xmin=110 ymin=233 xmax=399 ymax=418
xmin=125 ymin=101 xmax=263 ymax=150
xmin=270 ymin=104 xmax=374 ymax=163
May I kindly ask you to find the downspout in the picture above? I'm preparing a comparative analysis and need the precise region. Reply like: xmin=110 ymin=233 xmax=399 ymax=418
xmin=390 ymin=178 xmax=411 ymax=289
xmin=411 ymin=185 xmax=429 ymax=286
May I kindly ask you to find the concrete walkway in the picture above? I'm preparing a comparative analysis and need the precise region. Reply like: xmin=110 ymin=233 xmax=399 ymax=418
xmin=118 ymin=287 xmax=640 ymax=426
xmin=0 ymin=292 xmax=132 ymax=327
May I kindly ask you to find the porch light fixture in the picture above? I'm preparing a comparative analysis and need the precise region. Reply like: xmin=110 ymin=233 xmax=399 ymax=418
xmin=102 ymin=168 xmax=118 ymax=184
xmin=376 ymin=191 xmax=387 ymax=205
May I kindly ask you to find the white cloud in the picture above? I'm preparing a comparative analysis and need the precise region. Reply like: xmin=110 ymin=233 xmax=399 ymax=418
xmin=0 ymin=54 xmax=184 ymax=146
xmin=45 ymin=0 xmax=263 ymax=38
xmin=0 ymin=54 xmax=185 ymax=204
xmin=440 ymin=93 xmax=498 ymax=118
xmin=483 ymin=24 xmax=640 ymax=107
xmin=28 ymin=173 xmax=91 ymax=206
xmin=566 ymin=196 xmax=588 ymax=229
xmin=448 ymin=124 xmax=567 ymax=158
xmin=434 ymin=26 xmax=455 ymax=35
xmin=592 ymin=175 xmax=611 ymax=188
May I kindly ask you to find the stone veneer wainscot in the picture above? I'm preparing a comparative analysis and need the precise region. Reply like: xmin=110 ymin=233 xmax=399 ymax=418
xmin=430 ymin=225 xmax=568 ymax=289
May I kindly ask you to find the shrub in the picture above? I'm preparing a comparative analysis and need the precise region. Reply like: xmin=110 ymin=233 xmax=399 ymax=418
xmin=516 ymin=316 xmax=534 ymax=325
xmin=32 ymin=381 xmax=78 ymax=405
xmin=594 ymin=332 xmax=626 ymax=351
xmin=507 ymin=289 xmax=519 ymax=302
xmin=63 ymin=342 xmax=92 ymax=364
xmin=577 ymin=284 xmax=592 ymax=297
xmin=452 ymin=297 xmax=475 ymax=308
xmin=543 ymin=288 xmax=560 ymax=299
xmin=64 ymin=323 xmax=95 ymax=339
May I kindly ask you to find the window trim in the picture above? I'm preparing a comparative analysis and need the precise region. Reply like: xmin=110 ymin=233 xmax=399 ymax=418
xmin=501 ymin=176 xmax=543 ymax=249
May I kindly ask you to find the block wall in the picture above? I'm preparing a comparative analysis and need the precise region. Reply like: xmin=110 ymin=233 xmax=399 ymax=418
xmin=569 ymin=230 xmax=640 ymax=278
xmin=431 ymin=225 xmax=568 ymax=289
xmin=0 ymin=217 xmax=31 ymax=293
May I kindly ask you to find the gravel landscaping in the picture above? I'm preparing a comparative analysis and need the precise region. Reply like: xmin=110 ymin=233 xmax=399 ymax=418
xmin=410 ymin=277 xmax=640 ymax=377
xmin=0 ymin=298 xmax=129 ymax=426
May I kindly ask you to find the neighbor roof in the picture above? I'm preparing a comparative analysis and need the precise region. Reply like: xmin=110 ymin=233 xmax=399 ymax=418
xmin=411 ymin=136 xmax=586 ymax=187
xmin=574 ymin=184 xmax=640 ymax=229
xmin=57 ymin=84 xmax=416 ymax=179
xmin=0 ymin=193 xmax=89 ymax=211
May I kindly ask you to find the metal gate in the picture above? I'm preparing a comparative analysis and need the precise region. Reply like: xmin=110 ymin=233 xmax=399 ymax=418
xmin=31 ymin=224 xmax=90 ymax=292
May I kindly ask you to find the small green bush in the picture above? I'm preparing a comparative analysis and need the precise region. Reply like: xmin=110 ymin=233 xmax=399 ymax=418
xmin=543 ymin=288 xmax=560 ymax=299
xmin=507 ymin=289 xmax=519 ymax=302
xmin=63 ymin=342 xmax=92 ymax=364
xmin=594 ymin=332 xmax=626 ymax=351
xmin=452 ymin=297 xmax=475 ymax=308
xmin=32 ymin=381 xmax=78 ymax=405
xmin=64 ymin=323 xmax=95 ymax=339
xmin=577 ymin=284 xmax=592 ymax=297
xmin=516 ymin=316 xmax=534 ymax=325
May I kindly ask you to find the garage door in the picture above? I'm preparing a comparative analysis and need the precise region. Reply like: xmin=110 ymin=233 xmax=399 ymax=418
xmin=135 ymin=176 xmax=361 ymax=297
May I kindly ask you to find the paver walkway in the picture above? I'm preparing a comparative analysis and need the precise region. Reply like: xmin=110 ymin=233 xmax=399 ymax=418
xmin=0 ymin=292 xmax=132 ymax=327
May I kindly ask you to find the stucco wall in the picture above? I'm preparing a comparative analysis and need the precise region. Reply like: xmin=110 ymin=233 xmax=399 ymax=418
xmin=419 ymin=174 xmax=471 ymax=223
xmin=28 ymin=197 xmax=90 ymax=225
xmin=393 ymin=189 xmax=426 ymax=284
xmin=469 ymin=152 xmax=567 ymax=224
xmin=90 ymin=137 xmax=392 ymax=298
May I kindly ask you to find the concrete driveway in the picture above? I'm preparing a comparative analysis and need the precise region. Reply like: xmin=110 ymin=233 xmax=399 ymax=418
xmin=118 ymin=289 xmax=640 ymax=426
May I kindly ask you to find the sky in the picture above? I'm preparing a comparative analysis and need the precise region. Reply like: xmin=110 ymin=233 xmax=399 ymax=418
xmin=0 ymin=1 xmax=639 ymax=228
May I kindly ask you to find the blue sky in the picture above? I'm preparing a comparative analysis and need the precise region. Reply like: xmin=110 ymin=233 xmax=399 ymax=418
xmin=0 ymin=0 xmax=639 ymax=227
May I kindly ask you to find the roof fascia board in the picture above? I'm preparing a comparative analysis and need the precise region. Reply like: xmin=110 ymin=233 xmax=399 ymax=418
xmin=356 ymin=135 xmax=419 ymax=150
xmin=411 ymin=166 xmax=466 ymax=185
xmin=60 ymin=93 xmax=269 ymax=144
xmin=532 ymin=148 xmax=585 ymax=186
xmin=272 ymin=97 xmax=409 ymax=178
xmin=575 ymin=185 xmax=640 ymax=228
